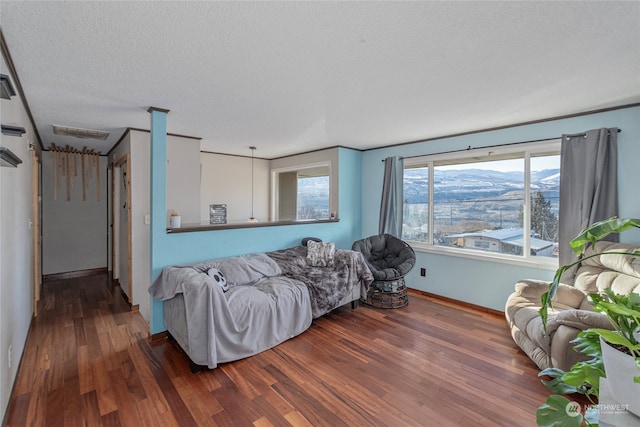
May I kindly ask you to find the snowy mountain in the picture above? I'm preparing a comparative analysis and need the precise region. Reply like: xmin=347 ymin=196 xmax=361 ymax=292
xmin=403 ymin=168 xmax=560 ymax=204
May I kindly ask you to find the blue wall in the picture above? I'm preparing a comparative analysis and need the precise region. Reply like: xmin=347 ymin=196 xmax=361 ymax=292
xmin=150 ymin=138 xmax=363 ymax=333
xmin=361 ymin=106 xmax=640 ymax=312
xmin=149 ymin=106 xmax=639 ymax=332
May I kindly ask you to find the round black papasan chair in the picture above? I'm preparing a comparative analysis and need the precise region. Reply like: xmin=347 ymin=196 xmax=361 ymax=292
xmin=351 ymin=234 xmax=416 ymax=308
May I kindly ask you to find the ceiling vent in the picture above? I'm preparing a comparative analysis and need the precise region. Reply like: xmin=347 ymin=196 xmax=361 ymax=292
xmin=52 ymin=124 xmax=109 ymax=140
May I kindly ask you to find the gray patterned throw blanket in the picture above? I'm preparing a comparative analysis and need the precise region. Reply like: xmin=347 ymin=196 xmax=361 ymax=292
xmin=266 ymin=246 xmax=374 ymax=318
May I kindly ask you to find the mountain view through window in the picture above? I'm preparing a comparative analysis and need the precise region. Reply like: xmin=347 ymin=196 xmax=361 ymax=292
xmin=403 ymin=154 xmax=560 ymax=259
xmin=297 ymin=176 xmax=330 ymax=220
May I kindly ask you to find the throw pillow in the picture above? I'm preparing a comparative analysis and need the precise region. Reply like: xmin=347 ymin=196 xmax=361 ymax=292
xmin=306 ymin=240 xmax=335 ymax=267
xmin=301 ymin=237 xmax=322 ymax=247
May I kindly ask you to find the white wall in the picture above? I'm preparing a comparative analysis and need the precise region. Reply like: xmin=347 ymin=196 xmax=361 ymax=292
xmin=200 ymin=148 xmax=339 ymax=224
xmin=167 ymin=136 xmax=201 ymax=224
xmin=41 ymin=152 xmax=107 ymax=275
xmin=200 ymin=152 xmax=269 ymax=223
xmin=128 ymin=131 xmax=150 ymax=320
xmin=108 ymin=130 xmax=200 ymax=325
xmin=0 ymin=53 xmax=35 ymax=421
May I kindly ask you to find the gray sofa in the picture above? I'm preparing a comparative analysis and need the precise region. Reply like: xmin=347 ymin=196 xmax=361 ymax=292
xmin=149 ymin=246 xmax=373 ymax=370
xmin=505 ymin=241 xmax=640 ymax=371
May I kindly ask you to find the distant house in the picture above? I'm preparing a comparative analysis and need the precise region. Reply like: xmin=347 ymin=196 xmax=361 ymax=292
xmin=445 ymin=228 xmax=556 ymax=257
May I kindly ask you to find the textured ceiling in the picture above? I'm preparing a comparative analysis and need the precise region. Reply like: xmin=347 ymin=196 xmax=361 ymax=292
xmin=1 ymin=1 xmax=639 ymax=158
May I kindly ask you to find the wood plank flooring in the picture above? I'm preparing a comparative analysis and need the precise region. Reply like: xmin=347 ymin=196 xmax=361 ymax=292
xmin=5 ymin=273 xmax=551 ymax=426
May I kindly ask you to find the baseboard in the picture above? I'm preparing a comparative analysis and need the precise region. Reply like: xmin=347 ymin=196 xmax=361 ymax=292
xmin=42 ymin=267 xmax=108 ymax=282
xmin=150 ymin=331 xmax=168 ymax=342
xmin=408 ymin=288 xmax=504 ymax=317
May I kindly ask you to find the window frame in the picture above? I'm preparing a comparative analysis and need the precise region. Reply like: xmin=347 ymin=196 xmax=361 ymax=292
xmin=403 ymin=139 xmax=561 ymax=270
xmin=270 ymin=161 xmax=332 ymax=221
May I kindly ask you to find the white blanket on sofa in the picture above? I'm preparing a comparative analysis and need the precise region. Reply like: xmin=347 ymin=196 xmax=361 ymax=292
xmin=148 ymin=253 xmax=312 ymax=368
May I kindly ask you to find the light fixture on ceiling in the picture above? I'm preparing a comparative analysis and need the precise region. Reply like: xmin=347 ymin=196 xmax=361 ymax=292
xmin=52 ymin=124 xmax=109 ymax=140
xmin=0 ymin=147 xmax=22 ymax=167
xmin=248 ymin=146 xmax=258 ymax=223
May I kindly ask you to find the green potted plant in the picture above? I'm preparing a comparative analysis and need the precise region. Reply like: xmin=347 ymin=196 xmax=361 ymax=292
xmin=536 ymin=330 xmax=602 ymax=426
xmin=536 ymin=217 xmax=640 ymax=426
xmin=592 ymin=290 xmax=640 ymax=416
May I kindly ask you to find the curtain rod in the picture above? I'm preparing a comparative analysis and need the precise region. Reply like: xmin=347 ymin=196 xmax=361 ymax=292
xmin=563 ymin=128 xmax=621 ymax=139
xmin=382 ymin=128 xmax=621 ymax=162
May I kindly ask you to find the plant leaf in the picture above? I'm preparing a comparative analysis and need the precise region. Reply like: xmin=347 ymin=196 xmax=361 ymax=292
xmin=537 ymin=395 xmax=584 ymax=427
xmin=539 ymin=292 xmax=550 ymax=334
xmin=597 ymin=301 xmax=640 ymax=320
xmin=573 ymin=330 xmax=603 ymax=360
xmin=539 ymin=264 xmax=571 ymax=334
xmin=541 ymin=376 xmax=581 ymax=395
xmin=561 ymin=362 xmax=603 ymax=396
xmin=539 ymin=367 xmax=566 ymax=379
xmin=591 ymin=328 xmax=636 ymax=348
xmin=538 ymin=368 xmax=580 ymax=394
xmin=584 ymin=405 xmax=599 ymax=426
xmin=569 ymin=217 xmax=640 ymax=254
xmin=629 ymin=292 xmax=640 ymax=307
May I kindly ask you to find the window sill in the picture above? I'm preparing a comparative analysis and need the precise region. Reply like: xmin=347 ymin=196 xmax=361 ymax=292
xmin=408 ymin=241 xmax=558 ymax=271
xmin=167 ymin=218 xmax=339 ymax=234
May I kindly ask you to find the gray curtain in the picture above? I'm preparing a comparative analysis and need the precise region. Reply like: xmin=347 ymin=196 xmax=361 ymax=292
xmin=379 ymin=156 xmax=404 ymax=237
xmin=559 ymin=128 xmax=618 ymax=276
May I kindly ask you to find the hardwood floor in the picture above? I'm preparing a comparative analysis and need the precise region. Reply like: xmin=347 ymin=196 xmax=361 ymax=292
xmin=5 ymin=273 xmax=551 ymax=426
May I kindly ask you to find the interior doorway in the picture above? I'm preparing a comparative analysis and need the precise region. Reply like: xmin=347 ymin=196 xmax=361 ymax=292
xmin=112 ymin=155 xmax=132 ymax=303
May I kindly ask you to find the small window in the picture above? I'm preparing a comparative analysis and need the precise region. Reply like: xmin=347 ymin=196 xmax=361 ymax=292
xmin=273 ymin=164 xmax=331 ymax=221
xmin=297 ymin=172 xmax=330 ymax=220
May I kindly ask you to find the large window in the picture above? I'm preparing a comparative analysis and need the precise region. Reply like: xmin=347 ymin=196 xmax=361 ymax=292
xmin=403 ymin=140 xmax=560 ymax=263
